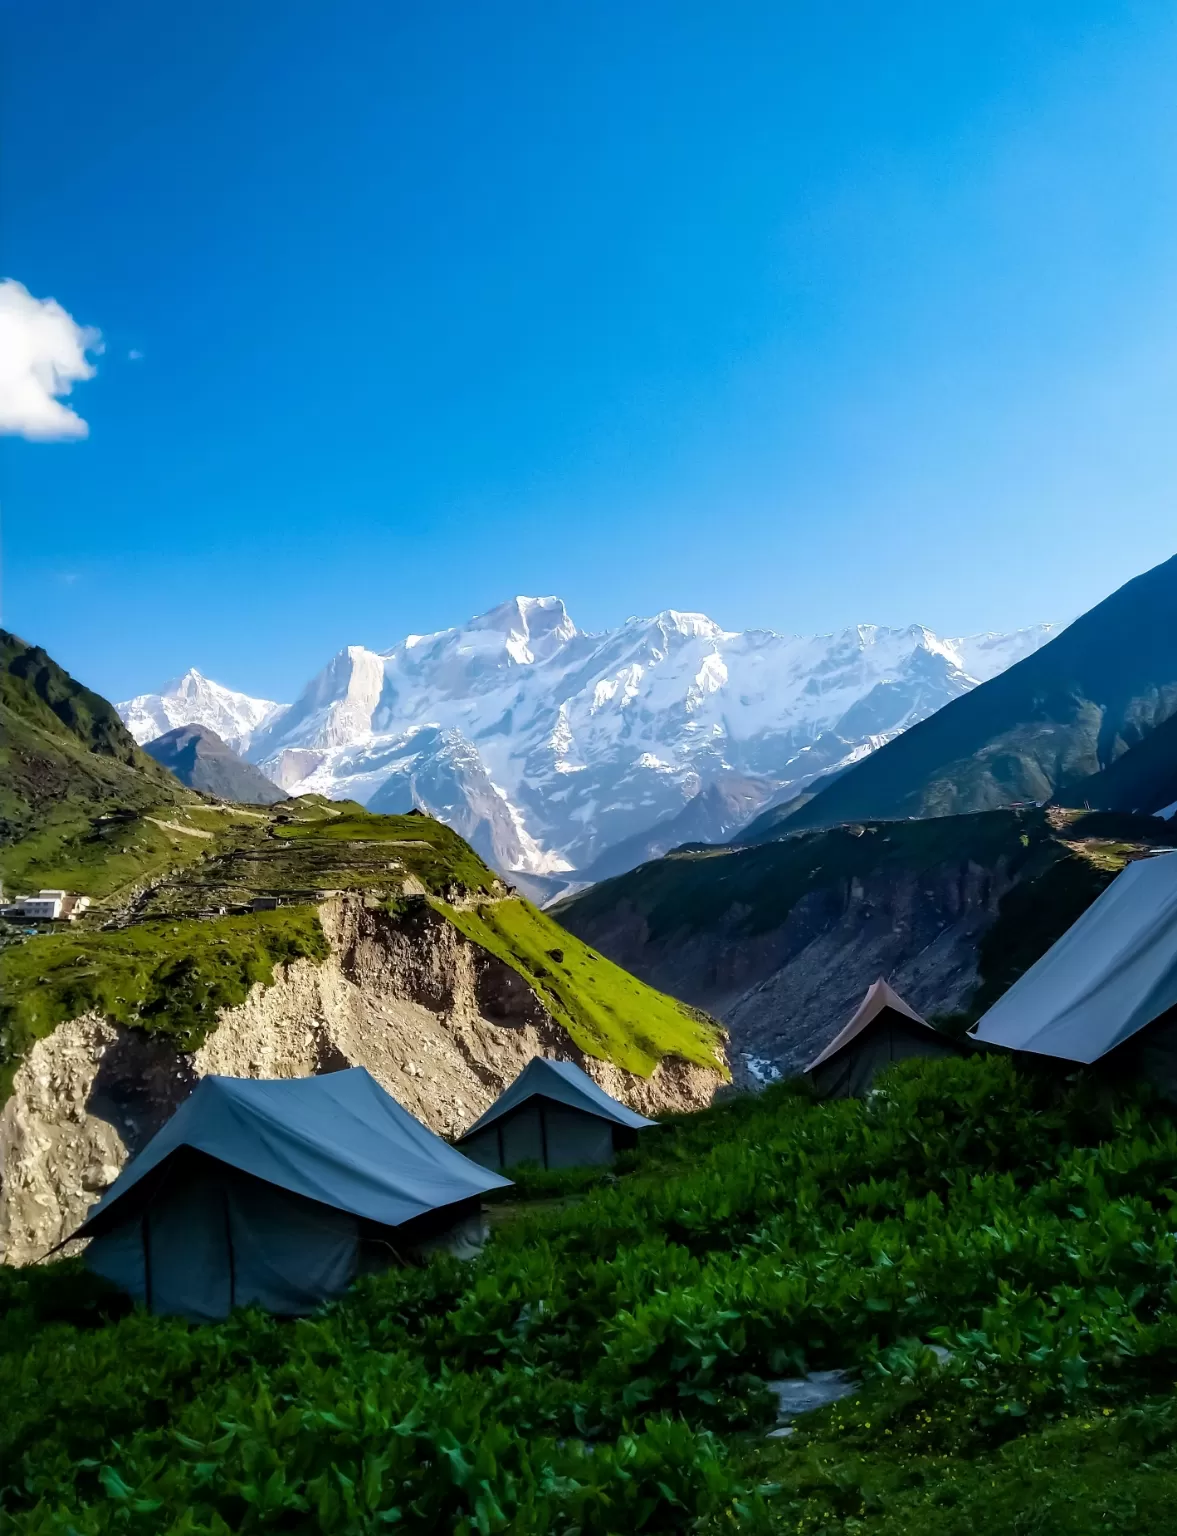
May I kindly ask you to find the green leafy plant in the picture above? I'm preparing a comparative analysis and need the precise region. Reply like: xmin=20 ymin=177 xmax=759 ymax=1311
xmin=8 ymin=1055 xmax=1177 ymax=1532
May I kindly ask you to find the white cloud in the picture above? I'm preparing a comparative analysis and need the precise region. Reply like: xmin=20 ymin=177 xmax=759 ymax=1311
xmin=128 ymin=348 xmax=143 ymax=361
xmin=0 ymin=279 xmax=102 ymax=441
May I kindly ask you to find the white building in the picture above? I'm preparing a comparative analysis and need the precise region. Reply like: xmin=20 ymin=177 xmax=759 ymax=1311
xmin=2 ymin=890 xmax=91 ymax=921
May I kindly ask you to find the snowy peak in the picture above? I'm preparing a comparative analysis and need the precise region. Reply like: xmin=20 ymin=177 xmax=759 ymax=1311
xmin=389 ymin=596 xmax=581 ymax=687
xmin=945 ymin=625 xmax=1064 ymax=684
xmin=468 ymin=596 xmax=579 ymax=663
xmin=248 ymin=645 xmax=386 ymax=755
xmin=119 ymin=599 xmax=1057 ymax=883
xmin=645 ymin=610 xmax=728 ymax=641
xmin=118 ymin=669 xmax=286 ymax=755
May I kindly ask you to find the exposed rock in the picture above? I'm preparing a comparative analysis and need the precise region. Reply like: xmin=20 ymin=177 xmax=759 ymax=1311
xmin=563 ymin=852 xmax=1013 ymax=1085
xmin=0 ymin=896 xmax=724 ymax=1265
xmin=0 ymin=1016 xmax=194 ymax=1267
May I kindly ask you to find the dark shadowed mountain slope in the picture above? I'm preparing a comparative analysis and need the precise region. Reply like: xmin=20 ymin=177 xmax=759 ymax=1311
xmin=1055 ymin=710 xmax=1177 ymax=817
xmin=1 ymin=629 xmax=171 ymax=772
xmin=144 ymin=724 xmax=287 ymax=804
xmin=729 ymin=770 xmax=847 ymax=847
xmin=777 ymin=553 xmax=1177 ymax=832
xmin=555 ymin=807 xmax=1177 ymax=1078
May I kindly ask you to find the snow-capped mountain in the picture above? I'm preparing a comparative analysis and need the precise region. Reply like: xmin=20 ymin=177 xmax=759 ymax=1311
xmin=118 ymin=669 xmax=287 ymax=755
xmin=119 ymin=599 xmax=1057 ymax=878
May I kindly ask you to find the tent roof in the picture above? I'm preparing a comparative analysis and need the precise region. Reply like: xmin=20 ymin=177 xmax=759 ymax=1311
xmin=458 ymin=1057 xmax=657 ymax=1141
xmin=971 ymin=852 xmax=1177 ymax=1064
xmin=73 ymin=1067 xmax=510 ymax=1239
xmin=806 ymin=979 xmax=933 ymax=1072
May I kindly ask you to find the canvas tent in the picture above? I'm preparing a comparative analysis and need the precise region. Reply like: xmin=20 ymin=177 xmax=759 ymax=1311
xmin=72 ymin=1067 xmax=510 ymax=1321
xmin=457 ymin=1058 xmax=656 ymax=1171
xmin=805 ymin=979 xmax=961 ymax=1098
xmin=971 ymin=853 xmax=1177 ymax=1088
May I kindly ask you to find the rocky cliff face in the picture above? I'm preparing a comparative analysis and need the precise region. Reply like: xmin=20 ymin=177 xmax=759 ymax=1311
xmin=555 ymin=808 xmax=1176 ymax=1086
xmin=565 ymin=849 xmax=1013 ymax=1084
xmin=0 ymin=896 xmax=724 ymax=1266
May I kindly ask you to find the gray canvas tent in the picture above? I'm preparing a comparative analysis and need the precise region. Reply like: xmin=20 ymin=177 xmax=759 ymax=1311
xmin=805 ymin=979 xmax=961 ymax=1098
xmin=457 ymin=1057 xmax=656 ymax=1171
xmin=73 ymin=1067 xmax=510 ymax=1321
xmin=971 ymin=853 xmax=1177 ymax=1088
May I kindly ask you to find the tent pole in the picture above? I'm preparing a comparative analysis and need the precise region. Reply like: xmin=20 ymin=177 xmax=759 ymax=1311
xmin=142 ymin=1212 xmax=152 ymax=1313
xmin=222 ymin=1187 xmax=236 ymax=1311
xmin=496 ymin=1121 xmax=504 ymax=1168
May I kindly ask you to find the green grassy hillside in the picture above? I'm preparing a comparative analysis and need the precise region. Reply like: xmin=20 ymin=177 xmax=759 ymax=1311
xmin=0 ymin=907 xmax=330 ymax=1100
xmin=438 ymin=895 xmax=722 ymax=1074
xmin=6 ymin=1054 xmax=1177 ymax=1532
xmin=0 ymin=637 xmax=723 ymax=1096
xmin=779 ymin=551 xmax=1177 ymax=831
xmin=0 ymin=630 xmax=204 ymax=897
xmin=1 ymin=792 xmax=722 ymax=1097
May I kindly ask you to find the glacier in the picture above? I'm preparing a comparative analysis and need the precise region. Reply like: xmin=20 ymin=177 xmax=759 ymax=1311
xmin=118 ymin=597 xmax=1058 ymax=881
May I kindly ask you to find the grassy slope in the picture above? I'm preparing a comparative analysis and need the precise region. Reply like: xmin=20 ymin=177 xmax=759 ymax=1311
xmin=437 ymin=896 xmax=725 ymax=1075
xmin=780 ymin=551 xmax=1177 ymax=831
xmin=2 ymin=782 xmax=717 ymax=1091
xmin=272 ymin=808 xmax=498 ymax=895
xmin=0 ymin=628 xmax=218 ymax=900
xmin=0 ymin=907 xmax=329 ymax=1100
xmin=6 ymin=1055 xmax=1177 ymax=1532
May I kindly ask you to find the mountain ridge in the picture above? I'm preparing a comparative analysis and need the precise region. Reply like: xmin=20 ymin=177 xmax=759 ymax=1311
xmin=143 ymin=724 xmax=287 ymax=805
xmin=118 ymin=598 xmax=1056 ymax=879
xmin=555 ymin=806 xmax=1177 ymax=1080
xmin=776 ymin=552 xmax=1177 ymax=832
xmin=0 ymin=628 xmax=197 ymax=894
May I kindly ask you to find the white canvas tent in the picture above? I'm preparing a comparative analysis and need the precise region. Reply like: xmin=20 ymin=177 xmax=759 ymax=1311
xmin=457 ymin=1058 xmax=656 ymax=1171
xmin=971 ymin=853 xmax=1177 ymax=1082
xmin=73 ymin=1068 xmax=510 ymax=1321
xmin=805 ymin=979 xmax=961 ymax=1099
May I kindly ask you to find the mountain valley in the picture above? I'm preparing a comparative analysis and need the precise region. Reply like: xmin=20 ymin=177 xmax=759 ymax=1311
xmin=0 ymin=632 xmax=725 ymax=1264
xmin=556 ymin=806 xmax=1177 ymax=1080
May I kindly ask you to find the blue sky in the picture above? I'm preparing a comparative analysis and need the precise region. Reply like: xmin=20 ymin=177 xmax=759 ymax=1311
xmin=4 ymin=0 xmax=1177 ymax=704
